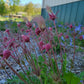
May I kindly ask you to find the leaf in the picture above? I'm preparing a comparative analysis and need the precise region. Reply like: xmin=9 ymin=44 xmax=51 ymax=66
xmin=63 ymin=72 xmax=80 ymax=84
xmin=79 ymin=71 xmax=84 ymax=80
xmin=38 ymin=56 xmax=44 ymax=63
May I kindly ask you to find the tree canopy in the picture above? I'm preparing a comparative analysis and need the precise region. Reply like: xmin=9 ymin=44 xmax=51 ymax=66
xmin=24 ymin=2 xmax=41 ymax=16
xmin=0 ymin=0 xmax=7 ymax=15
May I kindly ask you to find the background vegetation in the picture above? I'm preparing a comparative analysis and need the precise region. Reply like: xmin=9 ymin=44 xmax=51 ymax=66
xmin=0 ymin=0 xmax=41 ymax=17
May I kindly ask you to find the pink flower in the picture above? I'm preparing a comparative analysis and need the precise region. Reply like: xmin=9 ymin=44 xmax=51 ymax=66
xmin=26 ymin=21 xmax=32 ymax=28
xmin=3 ymin=37 xmax=8 ymax=42
xmin=58 ymin=33 xmax=63 ymax=37
xmin=5 ymin=29 xmax=9 ymax=32
xmin=3 ymin=49 xmax=11 ymax=59
xmin=14 ymin=43 xmax=20 ymax=48
xmin=35 ymin=27 xmax=41 ymax=35
xmin=49 ymin=27 xmax=52 ymax=31
xmin=5 ymin=29 xmax=10 ymax=35
xmin=39 ymin=41 xmax=44 ymax=48
xmin=49 ymin=12 xmax=56 ymax=21
xmin=21 ymin=28 xmax=25 ymax=32
xmin=17 ymin=23 xmax=21 ymax=27
xmin=38 ymin=37 xmax=41 ymax=40
xmin=79 ymin=35 xmax=83 ymax=40
xmin=65 ymin=35 xmax=69 ymax=39
xmin=26 ymin=29 xmax=31 ymax=32
xmin=69 ymin=24 xmax=73 ymax=29
xmin=28 ymin=32 xmax=31 ymax=36
xmin=45 ymin=43 xmax=51 ymax=52
xmin=7 ymin=39 xmax=15 ymax=48
xmin=21 ymin=35 xmax=30 ymax=42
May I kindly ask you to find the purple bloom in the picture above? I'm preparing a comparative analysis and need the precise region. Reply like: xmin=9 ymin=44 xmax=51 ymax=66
xmin=60 ymin=42 xmax=65 ymax=46
xmin=75 ymin=26 xmax=81 ymax=32
xmin=61 ymin=36 xmax=65 ymax=41
xmin=58 ymin=25 xmax=62 ymax=27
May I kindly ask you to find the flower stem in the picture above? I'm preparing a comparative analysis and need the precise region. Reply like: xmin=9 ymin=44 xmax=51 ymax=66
xmin=53 ymin=21 xmax=63 ymax=70
xmin=4 ymin=59 xmax=28 ymax=84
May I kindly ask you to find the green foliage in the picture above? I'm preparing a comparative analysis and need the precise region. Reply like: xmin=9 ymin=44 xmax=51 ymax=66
xmin=63 ymin=72 xmax=81 ymax=84
xmin=6 ymin=71 xmax=40 ymax=84
xmin=10 ymin=5 xmax=20 ymax=13
xmin=24 ymin=2 xmax=41 ymax=16
xmin=79 ymin=71 xmax=84 ymax=80
xmin=62 ymin=53 xmax=67 ymax=74
xmin=0 ymin=0 xmax=7 ymax=15
xmin=75 ymin=39 xmax=84 ymax=47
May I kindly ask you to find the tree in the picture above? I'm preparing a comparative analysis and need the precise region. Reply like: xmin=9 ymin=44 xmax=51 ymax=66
xmin=24 ymin=2 xmax=35 ymax=16
xmin=0 ymin=0 xmax=7 ymax=15
xmin=9 ymin=0 xmax=20 ymax=5
xmin=24 ymin=2 xmax=41 ymax=16
xmin=10 ymin=5 xmax=20 ymax=14
xmin=9 ymin=0 xmax=20 ymax=14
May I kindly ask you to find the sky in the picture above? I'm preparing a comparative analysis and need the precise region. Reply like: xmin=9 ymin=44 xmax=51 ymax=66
xmin=4 ymin=0 xmax=42 ymax=6
xmin=20 ymin=0 xmax=42 ymax=6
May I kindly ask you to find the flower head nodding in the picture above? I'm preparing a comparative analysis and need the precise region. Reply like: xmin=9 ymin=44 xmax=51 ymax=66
xmin=49 ymin=12 xmax=56 ymax=21
xmin=46 ymin=6 xmax=56 ymax=21
xmin=3 ymin=49 xmax=11 ymax=59
xmin=49 ymin=27 xmax=52 ymax=31
xmin=21 ymin=28 xmax=25 ymax=32
xmin=17 ymin=23 xmax=21 ymax=27
xmin=38 ymin=37 xmax=41 ymax=40
xmin=44 ymin=43 xmax=51 ymax=52
xmin=58 ymin=33 xmax=63 ymax=37
xmin=3 ymin=37 xmax=8 ymax=42
xmin=79 ymin=35 xmax=83 ymax=40
xmin=26 ymin=21 xmax=32 ymax=28
xmin=26 ymin=29 xmax=31 ymax=32
xmin=5 ymin=29 xmax=10 ymax=35
xmin=69 ymin=24 xmax=73 ymax=29
xmin=39 ymin=41 xmax=44 ymax=50
xmin=5 ymin=29 xmax=9 ymax=33
xmin=21 ymin=35 xmax=30 ymax=42
xmin=35 ymin=27 xmax=41 ymax=35
xmin=7 ymin=39 xmax=15 ymax=48
xmin=65 ymin=35 xmax=69 ymax=39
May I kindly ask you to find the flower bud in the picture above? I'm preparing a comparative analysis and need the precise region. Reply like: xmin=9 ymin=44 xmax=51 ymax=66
xmin=26 ymin=21 xmax=32 ymax=28
xmin=35 ymin=27 xmax=41 ymax=35
xmin=3 ymin=49 xmax=11 ymax=59
xmin=65 ymin=35 xmax=69 ymax=39
xmin=45 ymin=43 xmax=51 ymax=52
xmin=17 ymin=23 xmax=21 ymax=27
xmin=21 ymin=35 xmax=30 ymax=42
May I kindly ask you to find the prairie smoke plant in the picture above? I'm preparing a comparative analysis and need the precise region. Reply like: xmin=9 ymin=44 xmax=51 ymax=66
xmin=35 ymin=27 xmax=41 ymax=35
xmin=3 ymin=49 xmax=11 ymax=59
xmin=44 ymin=43 xmax=51 ymax=52
xmin=49 ymin=27 xmax=52 ymax=31
xmin=26 ymin=21 xmax=32 ymax=28
xmin=17 ymin=23 xmax=21 ymax=27
xmin=49 ymin=12 xmax=56 ymax=21
xmin=21 ymin=35 xmax=30 ymax=42
xmin=65 ymin=35 xmax=69 ymax=39
xmin=33 ymin=16 xmax=46 ymax=31
xmin=69 ymin=24 xmax=73 ymax=29
xmin=58 ymin=33 xmax=63 ymax=37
